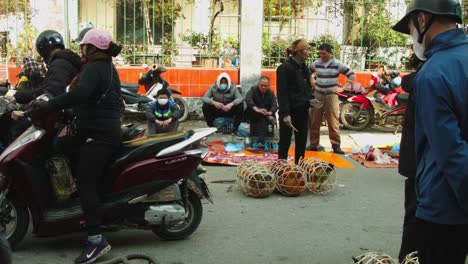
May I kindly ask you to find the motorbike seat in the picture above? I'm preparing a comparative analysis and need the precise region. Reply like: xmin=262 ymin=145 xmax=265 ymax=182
xmin=121 ymin=83 xmax=140 ymax=94
xmin=109 ymin=130 xmax=191 ymax=171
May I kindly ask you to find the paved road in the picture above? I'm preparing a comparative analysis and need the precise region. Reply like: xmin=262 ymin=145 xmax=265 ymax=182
xmin=12 ymin=159 xmax=406 ymax=264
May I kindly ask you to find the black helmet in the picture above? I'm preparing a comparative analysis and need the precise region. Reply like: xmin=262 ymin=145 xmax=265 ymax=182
xmin=393 ymin=0 xmax=463 ymax=34
xmin=73 ymin=27 xmax=93 ymax=43
xmin=35 ymin=30 xmax=65 ymax=58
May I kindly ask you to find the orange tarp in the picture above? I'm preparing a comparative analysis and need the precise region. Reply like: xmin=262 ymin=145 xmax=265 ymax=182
xmin=7 ymin=65 xmax=373 ymax=98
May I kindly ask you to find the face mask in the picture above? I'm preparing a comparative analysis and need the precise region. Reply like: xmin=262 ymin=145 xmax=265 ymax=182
xmin=219 ymin=84 xmax=228 ymax=91
xmin=158 ymin=98 xmax=168 ymax=105
xmin=411 ymin=29 xmax=427 ymax=61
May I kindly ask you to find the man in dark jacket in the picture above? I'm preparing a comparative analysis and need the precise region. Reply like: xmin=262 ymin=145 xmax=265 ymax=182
xmin=14 ymin=30 xmax=82 ymax=104
xmin=245 ymin=76 xmax=278 ymax=148
xmin=276 ymin=39 xmax=313 ymax=164
xmin=393 ymin=0 xmax=468 ymax=263
xmin=0 ymin=30 xmax=81 ymax=147
xmin=397 ymin=54 xmax=424 ymax=262
xmin=202 ymin=72 xmax=244 ymax=132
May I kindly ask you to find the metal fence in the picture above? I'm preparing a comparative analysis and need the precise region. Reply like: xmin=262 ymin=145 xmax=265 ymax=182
xmin=0 ymin=0 xmax=466 ymax=71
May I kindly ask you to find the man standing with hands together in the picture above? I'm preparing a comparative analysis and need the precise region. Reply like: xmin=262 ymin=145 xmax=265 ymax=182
xmin=276 ymin=39 xmax=313 ymax=164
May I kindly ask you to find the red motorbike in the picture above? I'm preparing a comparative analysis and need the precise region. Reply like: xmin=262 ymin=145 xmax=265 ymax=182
xmin=340 ymin=88 xmax=406 ymax=131
xmin=0 ymin=95 xmax=214 ymax=249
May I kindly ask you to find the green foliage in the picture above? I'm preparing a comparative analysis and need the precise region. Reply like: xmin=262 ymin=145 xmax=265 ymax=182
xmin=181 ymin=30 xmax=238 ymax=56
xmin=115 ymin=0 xmax=183 ymax=45
xmin=262 ymin=31 xmax=289 ymax=67
xmin=161 ymin=33 xmax=178 ymax=65
xmin=264 ymin=0 xmax=322 ymax=22
xmin=6 ymin=22 xmax=39 ymax=63
xmin=351 ymin=7 xmax=407 ymax=48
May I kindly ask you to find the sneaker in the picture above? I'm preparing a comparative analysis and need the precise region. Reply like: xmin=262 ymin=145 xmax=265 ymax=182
xmin=332 ymin=144 xmax=345 ymax=154
xmin=306 ymin=145 xmax=325 ymax=151
xmin=74 ymin=238 xmax=111 ymax=264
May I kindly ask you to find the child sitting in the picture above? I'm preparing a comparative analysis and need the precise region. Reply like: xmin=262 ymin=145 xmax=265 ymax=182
xmin=145 ymin=88 xmax=182 ymax=134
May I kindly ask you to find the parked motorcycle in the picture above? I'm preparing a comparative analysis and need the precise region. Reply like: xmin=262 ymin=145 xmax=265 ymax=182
xmin=0 ymin=95 xmax=214 ymax=249
xmin=340 ymin=89 xmax=406 ymax=131
xmin=122 ymin=65 xmax=188 ymax=122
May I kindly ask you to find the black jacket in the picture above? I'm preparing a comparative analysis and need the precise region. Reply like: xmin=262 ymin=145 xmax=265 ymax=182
xmin=49 ymin=57 xmax=122 ymax=134
xmin=276 ymin=57 xmax=313 ymax=118
xmin=398 ymin=72 xmax=417 ymax=178
xmin=246 ymin=85 xmax=278 ymax=113
xmin=14 ymin=49 xmax=82 ymax=103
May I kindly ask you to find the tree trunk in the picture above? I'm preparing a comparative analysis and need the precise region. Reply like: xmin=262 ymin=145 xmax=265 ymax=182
xmin=208 ymin=0 xmax=224 ymax=52
xmin=143 ymin=2 xmax=154 ymax=52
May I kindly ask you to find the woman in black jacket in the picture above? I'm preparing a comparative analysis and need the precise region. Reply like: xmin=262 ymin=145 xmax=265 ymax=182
xmin=32 ymin=28 xmax=122 ymax=264
xmin=276 ymin=39 xmax=313 ymax=163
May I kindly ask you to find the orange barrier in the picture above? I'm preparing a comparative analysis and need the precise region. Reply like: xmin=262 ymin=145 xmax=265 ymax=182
xmin=7 ymin=65 xmax=373 ymax=97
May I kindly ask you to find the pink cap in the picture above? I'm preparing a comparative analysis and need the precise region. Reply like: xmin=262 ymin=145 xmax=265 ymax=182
xmin=80 ymin=29 xmax=112 ymax=50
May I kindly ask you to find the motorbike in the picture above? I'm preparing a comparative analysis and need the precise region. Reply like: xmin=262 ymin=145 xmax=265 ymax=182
xmin=121 ymin=64 xmax=188 ymax=122
xmin=0 ymin=95 xmax=214 ymax=249
xmin=340 ymin=72 xmax=406 ymax=131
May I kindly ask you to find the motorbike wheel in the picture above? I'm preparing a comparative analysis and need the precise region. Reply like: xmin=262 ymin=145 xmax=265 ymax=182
xmin=340 ymin=102 xmax=372 ymax=131
xmin=152 ymin=190 xmax=202 ymax=240
xmin=0 ymin=235 xmax=11 ymax=264
xmin=172 ymin=95 xmax=188 ymax=122
xmin=0 ymin=198 xmax=29 ymax=249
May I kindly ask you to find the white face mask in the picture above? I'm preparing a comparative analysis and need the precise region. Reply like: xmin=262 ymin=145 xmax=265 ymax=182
xmin=411 ymin=28 xmax=427 ymax=61
xmin=158 ymin=98 xmax=168 ymax=105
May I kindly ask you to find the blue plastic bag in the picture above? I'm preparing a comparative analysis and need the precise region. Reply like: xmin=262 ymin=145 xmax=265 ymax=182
xmin=224 ymin=142 xmax=245 ymax=152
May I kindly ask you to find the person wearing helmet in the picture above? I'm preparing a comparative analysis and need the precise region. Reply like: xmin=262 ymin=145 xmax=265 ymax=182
xmin=73 ymin=27 xmax=93 ymax=43
xmin=31 ymin=28 xmax=123 ymax=264
xmin=2 ymin=31 xmax=82 ymax=147
xmin=393 ymin=0 xmax=468 ymax=263
xmin=35 ymin=30 xmax=82 ymax=98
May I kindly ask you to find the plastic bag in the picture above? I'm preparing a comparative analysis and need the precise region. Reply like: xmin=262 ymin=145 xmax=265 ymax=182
xmin=224 ymin=142 xmax=245 ymax=152
xmin=45 ymin=154 xmax=76 ymax=200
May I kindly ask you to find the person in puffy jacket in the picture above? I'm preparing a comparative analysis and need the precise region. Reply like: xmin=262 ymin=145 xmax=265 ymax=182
xmin=31 ymin=28 xmax=122 ymax=264
xmin=202 ymin=72 xmax=244 ymax=132
xmin=0 ymin=30 xmax=81 ymax=147
xmin=146 ymin=88 xmax=181 ymax=134
xmin=14 ymin=30 xmax=82 ymax=104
